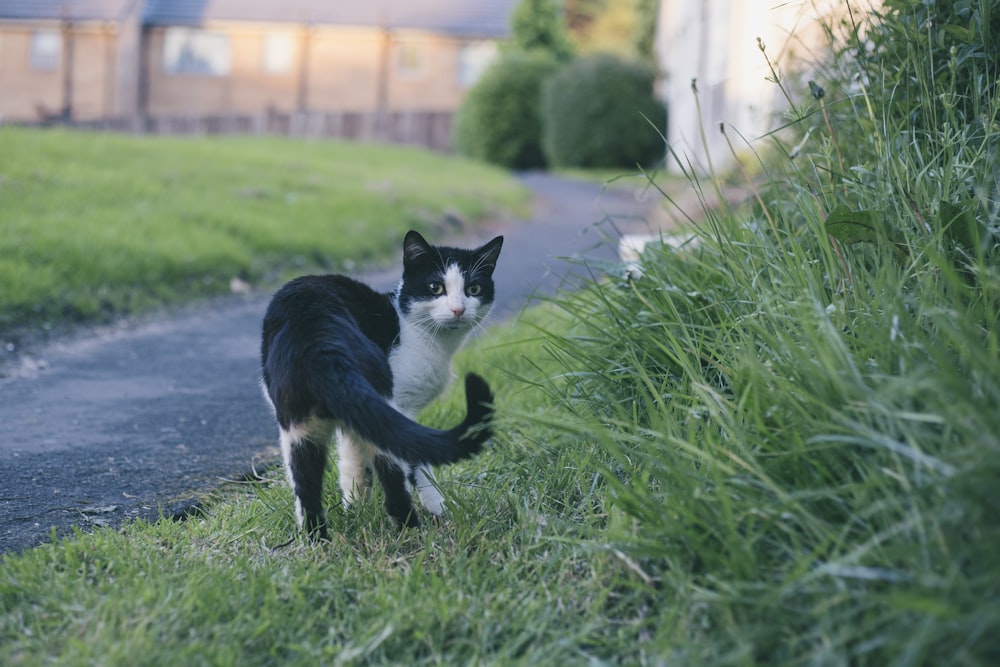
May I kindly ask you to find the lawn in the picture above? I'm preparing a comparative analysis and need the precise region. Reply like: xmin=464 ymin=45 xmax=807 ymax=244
xmin=0 ymin=129 xmax=528 ymax=333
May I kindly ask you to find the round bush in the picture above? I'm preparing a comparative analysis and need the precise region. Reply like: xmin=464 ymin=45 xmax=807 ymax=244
xmin=541 ymin=54 xmax=666 ymax=169
xmin=453 ymin=52 xmax=558 ymax=170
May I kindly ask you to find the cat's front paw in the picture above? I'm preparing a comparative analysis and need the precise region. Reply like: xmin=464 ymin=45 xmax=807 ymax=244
xmin=417 ymin=486 xmax=447 ymax=516
xmin=413 ymin=467 xmax=447 ymax=516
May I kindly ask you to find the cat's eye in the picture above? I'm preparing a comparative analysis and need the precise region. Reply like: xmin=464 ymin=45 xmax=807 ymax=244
xmin=428 ymin=283 xmax=444 ymax=296
xmin=466 ymin=284 xmax=482 ymax=296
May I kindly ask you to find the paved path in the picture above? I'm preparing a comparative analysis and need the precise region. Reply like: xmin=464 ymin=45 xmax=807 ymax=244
xmin=0 ymin=172 xmax=670 ymax=553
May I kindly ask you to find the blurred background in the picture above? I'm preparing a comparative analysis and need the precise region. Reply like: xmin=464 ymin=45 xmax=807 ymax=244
xmin=0 ymin=0 xmax=840 ymax=169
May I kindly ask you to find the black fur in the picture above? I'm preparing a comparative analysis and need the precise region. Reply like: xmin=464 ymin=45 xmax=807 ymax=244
xmin=261 ymin=275 xmax=494 ymax=464
xmin=260 ymin=231 xmax=500 ymax=538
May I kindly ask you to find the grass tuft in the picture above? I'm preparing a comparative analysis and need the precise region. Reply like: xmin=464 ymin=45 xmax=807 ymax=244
xmin=522 ymin=2 xmax=1000 ymax=662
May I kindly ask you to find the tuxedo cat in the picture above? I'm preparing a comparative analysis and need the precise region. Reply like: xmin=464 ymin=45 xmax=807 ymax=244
xmin=261 ymin=230 xmax=503 ymax=538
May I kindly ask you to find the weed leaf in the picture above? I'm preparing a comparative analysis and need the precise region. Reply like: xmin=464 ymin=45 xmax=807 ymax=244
xmin=824 ymin=205 xmax=878 ymax=245
xmin=938 ymin=200 xmax=983 ymax=253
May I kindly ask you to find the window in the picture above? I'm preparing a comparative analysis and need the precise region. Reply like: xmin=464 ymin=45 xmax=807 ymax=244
xmin=163 ymin=28 xmax=230 ymax=76
xmin=458 ymin=41 xmax=497 ymax=87
xmin=31 ymin=30 xmax=61 ymax=71
xmin=396 ymin=41 xmax=423 ymax=76
xmin=262 ymin=32 xmax=295 ymax=74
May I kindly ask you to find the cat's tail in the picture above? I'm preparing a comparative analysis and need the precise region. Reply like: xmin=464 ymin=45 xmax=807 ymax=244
xmin=338 ymin=373 xmax=494 ymax=466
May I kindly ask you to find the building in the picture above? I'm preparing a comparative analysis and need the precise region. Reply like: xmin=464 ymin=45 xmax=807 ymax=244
xmin=0 ymin=0 xmax=142 ymax=121
xmin=0 ymin=0 xmax=515 ymax=129
xmin=654 ymin=0 xmax=841 ymax=173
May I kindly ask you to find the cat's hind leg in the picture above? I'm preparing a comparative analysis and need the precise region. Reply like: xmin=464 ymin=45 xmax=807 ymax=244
xmin=373 ymin=454 xmax=419 ymax=528
xmin=280 ymin=418 xmax=334 ymax=540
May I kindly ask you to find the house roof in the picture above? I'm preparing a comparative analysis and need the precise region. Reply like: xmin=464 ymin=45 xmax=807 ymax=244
xmin=143 ymin=0 xmax=518 ymax=37
xmin=0 ymin=0 xmax=140 ymax=21
xmin=0 ymin=1 xmax=517 ymax=37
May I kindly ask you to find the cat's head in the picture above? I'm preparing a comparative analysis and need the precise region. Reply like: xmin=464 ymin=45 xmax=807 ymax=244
xmin=397 ymin=230 xmax=503 ymax=333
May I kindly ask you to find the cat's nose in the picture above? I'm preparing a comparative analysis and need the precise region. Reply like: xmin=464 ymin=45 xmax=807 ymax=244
xmin=450 ymin=305 xmax=465 ymax=318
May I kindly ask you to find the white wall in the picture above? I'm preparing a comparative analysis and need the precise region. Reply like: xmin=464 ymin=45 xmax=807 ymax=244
xmin=655 ymin=0 xmax=834 ymax=174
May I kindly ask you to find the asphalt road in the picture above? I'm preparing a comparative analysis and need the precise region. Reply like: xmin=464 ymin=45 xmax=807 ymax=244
xmin=0 ymin=172 xmax=667 ymax=553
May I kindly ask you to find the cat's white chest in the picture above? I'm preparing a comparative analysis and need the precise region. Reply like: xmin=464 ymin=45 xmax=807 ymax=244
xmin=388 ymin=322 xmax=460 ymax=417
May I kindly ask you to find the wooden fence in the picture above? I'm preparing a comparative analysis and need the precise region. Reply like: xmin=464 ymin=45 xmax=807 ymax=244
xmin=30 ymin=110 xmax=457 ymax=152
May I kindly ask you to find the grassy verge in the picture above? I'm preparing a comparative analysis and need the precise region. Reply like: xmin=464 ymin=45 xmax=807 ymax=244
xmin=526 ymin=2 xmax=1000 ymax=663
xmin=0 ymin=128 xmax=528 ymax=333
xmin=0 ymin=311 xmax=643 ymax=665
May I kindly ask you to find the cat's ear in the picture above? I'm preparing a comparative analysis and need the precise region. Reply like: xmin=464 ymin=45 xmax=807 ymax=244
xmin=403 ymin=230 xmax=432 ymax=265
xmin=473 ymin=236 xmax=503 ymax=274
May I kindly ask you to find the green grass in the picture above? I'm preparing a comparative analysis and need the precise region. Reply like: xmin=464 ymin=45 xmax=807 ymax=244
xmin=0 ymin=128 xmax=528 ymax=333
xmin=0 ymin=311 xmax=643 ymax=665
xmin=521 ymin=3 xmax=1000 ymax=662
xmin=3 ymin=3 xmax=999 ymax=664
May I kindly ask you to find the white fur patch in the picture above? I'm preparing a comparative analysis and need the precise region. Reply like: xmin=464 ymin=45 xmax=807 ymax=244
xmin=336 ymin=429 xmax=374 ymax=508
xmin=442 ymin=265 xmax=468 ymax=319
xmin=390 ymin=263 xmax=489 ymax=416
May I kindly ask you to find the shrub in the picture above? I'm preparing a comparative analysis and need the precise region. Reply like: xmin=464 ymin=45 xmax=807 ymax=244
xmin=453 ymin=52 xmax=558 ymax=170
xmin=541 ymin=53 xmax=666 ymax=168
xmin=510 ymin=0 xmax=574 ymax=62
xmin=815 ymin=0 xmax=1000 ymax=186
xmin=864 ymin=0 xmax=1000 ymax=134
